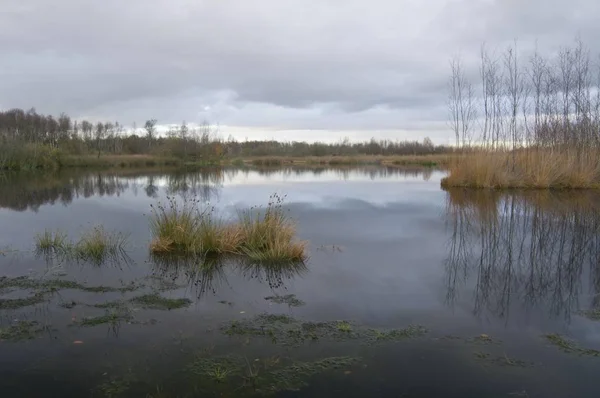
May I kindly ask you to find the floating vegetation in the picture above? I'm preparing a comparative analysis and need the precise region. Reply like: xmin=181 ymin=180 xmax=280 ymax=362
xmin=149 ymin=194 xmax=307 ymax=263
xmin=188 ymin=355 xmax=244 ymax=382
xmin=34 ymin=226 xmax=129 ymax=265
xmin=218 ymin=300 xmax=234 ymax=306
xmin=336 ymin=321 xmax=353 ymax=333
xmin=264 ymin=294 xmax=305 ymax=307
xmin=221 ymin=313 xmax=427 ymax=346
xmin=262 ymin=357 xmax=359 ymax=393
xmin=578 ymin=309 xmax=600 ymax=321
xmin=0 ymin=320 xmax=47 ymax=341
xmin=0 ymin=292 xmax=47 ymax=310
xmin=130 ymin=294 xmax=192 ymax=310
xmin=76 ymin=309 xmax=133 ymax=327
xmin=0 ymin=276 xmax=143 ymax=311
xmin=0 ymin=276 xmax=141 ymax=294
xmin=186 ymin=353 xmax=358 ymax=395
xmin=370 ymin=325 xmax=428 ymax=341
xmin=544 ymin=333 xmax=600 ymax=357
xmin=469 ymin=333 xmax=502 ymax=345
xmin=473 ymin=352 xmax=534 ymax=368
xmin=96 ymin=376 xmax=131 ymax=398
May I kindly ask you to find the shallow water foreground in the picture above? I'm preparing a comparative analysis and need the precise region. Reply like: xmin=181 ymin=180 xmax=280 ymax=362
xmin=1 ymin=167 xmax=600 ymax=398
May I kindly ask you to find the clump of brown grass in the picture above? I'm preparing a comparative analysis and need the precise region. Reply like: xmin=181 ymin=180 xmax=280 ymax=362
xmin=149 ymin=194 xmax=307 ymax=263
xmin=441 ymin=149 xmax=600 ymax=189
xmin=149 ymin=196 xmax=240 ymax=256
xmin=237 ymin=194 xmax=307 ymax=263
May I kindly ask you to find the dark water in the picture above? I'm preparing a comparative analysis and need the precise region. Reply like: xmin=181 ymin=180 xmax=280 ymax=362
xmin=1 ymin=166 xmax=599 ymax=397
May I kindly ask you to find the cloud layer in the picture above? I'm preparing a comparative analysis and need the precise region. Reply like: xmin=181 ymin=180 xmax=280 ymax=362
xmin=1 ymin=0 xmax=599 ymax=142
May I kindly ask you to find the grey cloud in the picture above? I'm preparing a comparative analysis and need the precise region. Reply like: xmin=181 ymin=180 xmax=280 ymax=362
xmin=1 ymin=0 xmax=599 ymax=142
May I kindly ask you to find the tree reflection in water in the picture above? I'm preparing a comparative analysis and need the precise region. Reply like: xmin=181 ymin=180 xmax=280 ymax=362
xmin=444 ymin=189 xmax=600 ymax=323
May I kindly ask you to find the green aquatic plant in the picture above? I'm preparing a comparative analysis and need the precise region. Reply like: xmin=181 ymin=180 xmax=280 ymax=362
xmin=130 ymin=293 xmax=192 ymax=310
xmin=0 ymin=320 xmax=47 ymax=341
xmin=35 ymin=229 xmax=70 ymax=253
xmin=75 ymin=310 xmax=133 ymax=327
xmin=371 ymin=324 xmax=428 ymax=341
xmin=74 ymin=226 xmax=129 ymax=265
xmin=258 ymin=357 xmax=359 ymax=393
xmin=336 ymin=321 xmax=353 ymax=333
xmin=75 ymin=309 xmax=133 ymax=327
xmin=34 ymin=226 xmax=129 ymax=265
xmin=221 ymin=313 xmax=428 ymax=347
xmin=0 ymin=292 xmax=46 ymax=310
xmin=264 ymin=294 xmax=305 ymax=307
xmin=544 ymin=333 xmax=600 ymax=356
xmin=96 ymin=377 xmax=131 ymax=398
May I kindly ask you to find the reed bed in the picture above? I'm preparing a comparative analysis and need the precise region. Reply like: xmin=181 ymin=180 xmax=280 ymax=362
xmin=441 ymin=149 xmax=600 ymax=189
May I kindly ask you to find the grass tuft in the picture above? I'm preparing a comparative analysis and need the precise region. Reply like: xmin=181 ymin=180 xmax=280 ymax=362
xmin=74 ymin=226 xmax=128 ymax=264
xmin=35 ymin=229 xmax=70 ymax=253
xmin=149 ymin=193 xmax=307 ymax=263
xmin=237 ymin=194 xmax=307 ymax=263
xmin=149 ymin=196 xmax=241 ymax=256
xmin=34 ymin=226 xmax=128 ymax=265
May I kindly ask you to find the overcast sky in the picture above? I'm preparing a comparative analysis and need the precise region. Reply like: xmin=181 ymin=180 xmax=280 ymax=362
xmin=1 ymin=0 xmax=599 ymax=143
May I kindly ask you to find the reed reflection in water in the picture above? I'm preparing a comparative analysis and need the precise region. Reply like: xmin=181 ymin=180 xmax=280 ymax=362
xmin=444 ymin=189 xmax=600 ymax=323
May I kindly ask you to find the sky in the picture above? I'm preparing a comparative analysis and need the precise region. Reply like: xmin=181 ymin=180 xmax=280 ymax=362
xmin=1 ymin=0 xmax=600 ymax=143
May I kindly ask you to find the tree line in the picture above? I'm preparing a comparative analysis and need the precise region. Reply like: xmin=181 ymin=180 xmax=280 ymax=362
xmin=0 ymin=107 xmax=449 ymax=168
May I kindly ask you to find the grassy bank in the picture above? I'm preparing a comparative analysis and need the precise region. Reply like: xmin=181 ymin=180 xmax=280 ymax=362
xmin=149 ymin=194 xmax=307 ymax=263
xmin=1 ymin=146 xmax=451 ymax=171
xmin=441 ymin=150 xmax=600 ymax=189
xmin=244 ymin=154 xmax=451 ymax=168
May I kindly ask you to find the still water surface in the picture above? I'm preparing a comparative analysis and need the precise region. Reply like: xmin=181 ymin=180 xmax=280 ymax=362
xmin=1 ymin=167 xmax=599 ymax=397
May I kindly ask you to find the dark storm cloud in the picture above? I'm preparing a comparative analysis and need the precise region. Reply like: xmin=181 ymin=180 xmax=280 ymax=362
xmin=1 ymin=0 xmax=599 ymax=141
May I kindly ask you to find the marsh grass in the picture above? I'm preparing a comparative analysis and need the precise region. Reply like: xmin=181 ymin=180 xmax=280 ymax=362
xmin=442 ymin=149 xmax=600 ymax=189
xmin=237 ymin=194 xmax=307 ymax=263
xmin=149 ymin=193 xmax=307 ymax=263
xmin=35 ymin=229 xmax=70 ymax=254
xmin=149 ymin=196 xmax=241 ymax=256
xmin=74 ymin=226 xmax=129 ymax=264
xmin=34 ymin=226 xmax=129 ymax=265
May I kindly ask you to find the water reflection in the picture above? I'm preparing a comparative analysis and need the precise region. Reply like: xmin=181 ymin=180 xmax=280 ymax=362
xmin=444 ymin=189 xmax=600 ymax=322
xmin=0 ymin=166 xmax=433 ymax=212
xmin=151 ymin=255 xmax=307 ymax=298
